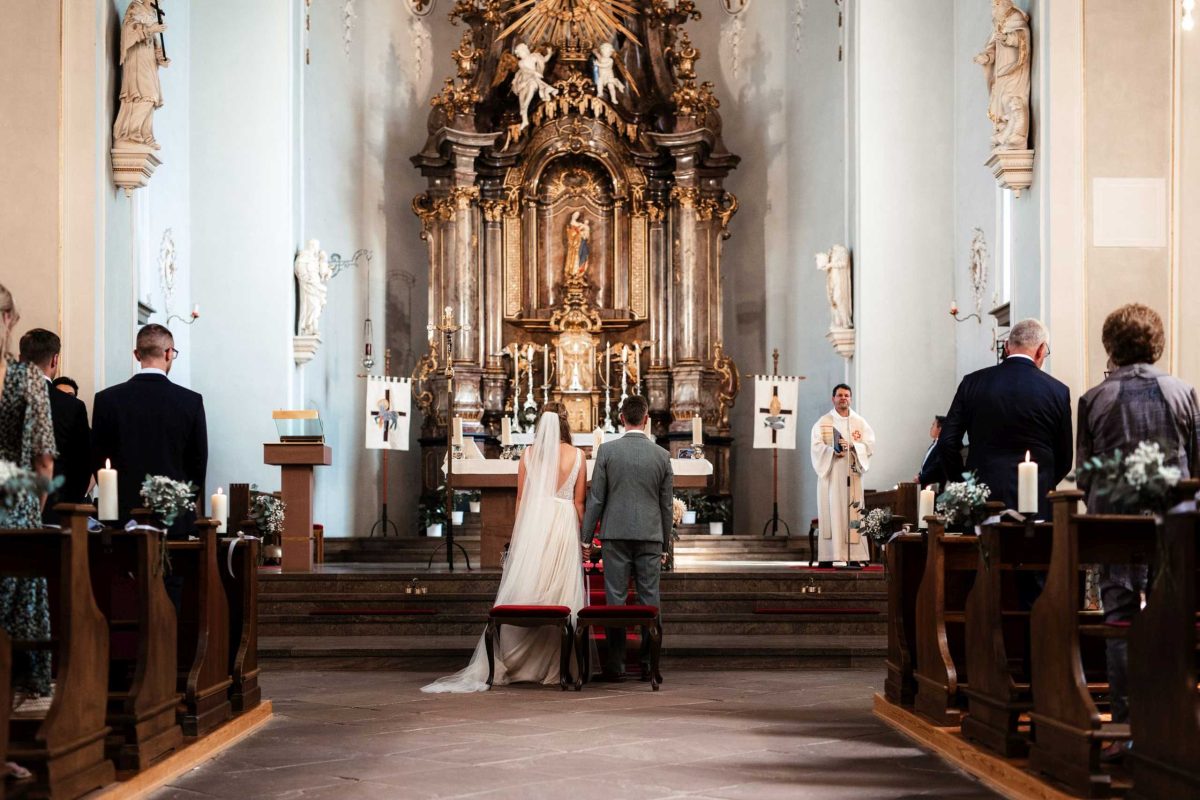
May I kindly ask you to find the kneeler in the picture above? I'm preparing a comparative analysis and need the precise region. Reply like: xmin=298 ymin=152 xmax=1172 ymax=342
xmin=573 ymin=605 xmax=663 ymax=691
xmin=484 ymin=606 xmax=574 ymax=691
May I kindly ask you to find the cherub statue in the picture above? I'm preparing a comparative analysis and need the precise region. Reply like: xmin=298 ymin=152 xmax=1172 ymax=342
xmin=591 ymin=43 xmax=625 ymax=104
xmin=815 ymin=244 xmax=853 ymax=330
xmin=113 ymin=0 xmax=170 ymax=149
xmin=497 ymin=43 xmax=558 ymax=131
xmin=295 ymin=239 xmax=332 ymax=336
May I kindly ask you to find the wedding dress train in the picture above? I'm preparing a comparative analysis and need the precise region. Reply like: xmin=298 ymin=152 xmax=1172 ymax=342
xmin=422 ymin=414 xmax=587 ymax=693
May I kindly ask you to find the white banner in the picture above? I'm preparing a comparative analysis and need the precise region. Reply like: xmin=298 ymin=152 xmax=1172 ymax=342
xmin=752 ymin=376 xmax=802 ymax=450
xmin=364 ymin=376 xmax=411 ymax=451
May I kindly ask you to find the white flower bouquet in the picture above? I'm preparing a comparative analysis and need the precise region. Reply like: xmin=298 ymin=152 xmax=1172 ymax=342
xmin=0 ymin=459 xmax=60 ymax=515
xmin=672 ymin=497 xmax=687 ymax=528
xmin=250 ymin=492 xmax=286 ymax=537
xmin=139 ymin=475 xmax=197 ymax=526
xmin=936 ymin=472 xmax=992 ymax=529
xmin=1076 ymin=440 xmax=1182 ymax=516
xmin=854 ymin=506 xmax=895 ymax=548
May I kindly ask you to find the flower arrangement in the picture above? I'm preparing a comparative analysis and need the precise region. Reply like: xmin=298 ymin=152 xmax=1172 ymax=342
xmin=139 ymin=475 xmax=197 ymax=526
xmin=0 ymin=460 xmax=60 ymax=519
xmin=854 ymin=506 xmax=895 ymax=548
xmin=672 ymin=497 xmax=687 ymax=527
xmin=250 ymin=492 xmax=287 ymax=536
xmin=1076 ymin=440 xmax=1182 ymax=516
xmin=936 ymin=472 xmax=992 ymax=529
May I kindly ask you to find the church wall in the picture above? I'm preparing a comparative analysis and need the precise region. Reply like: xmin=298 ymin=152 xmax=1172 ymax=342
xmin=853 ymin=0 xmax=958 ymax=489
xmin=189 ymin=0 xmax=301 ymax=500
xmin=1181 ymin=6 xmax=1200 ymax=387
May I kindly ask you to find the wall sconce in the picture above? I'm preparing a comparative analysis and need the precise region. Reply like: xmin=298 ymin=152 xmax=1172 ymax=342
xmin=166 ymin=305 xmax=201 ymax=326
xmin=949 ymin=301 xmax=982 ymax=324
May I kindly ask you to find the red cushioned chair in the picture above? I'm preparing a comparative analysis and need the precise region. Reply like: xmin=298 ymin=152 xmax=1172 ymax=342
xmin=574 ymin=605 xmax=663 ymax=691
xmin=485 ymin=605 xmax=574 ymax=691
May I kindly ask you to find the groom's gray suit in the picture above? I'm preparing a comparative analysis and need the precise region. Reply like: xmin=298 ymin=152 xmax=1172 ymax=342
xmin=580 ymin=429 xmax=673 ymax=675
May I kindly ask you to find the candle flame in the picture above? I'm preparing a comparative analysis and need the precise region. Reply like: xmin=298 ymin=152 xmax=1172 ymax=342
xmin=1025 ymin=450 xmax=1031 ymax=462
xmin=217 ymin=487 xmax=224 ymax=495
xmin=105 ymin=458 xmax=111 ymax=470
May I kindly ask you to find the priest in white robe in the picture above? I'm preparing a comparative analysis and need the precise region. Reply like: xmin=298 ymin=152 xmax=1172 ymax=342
xmin=810 ymin=384 xmax=876 ymax=565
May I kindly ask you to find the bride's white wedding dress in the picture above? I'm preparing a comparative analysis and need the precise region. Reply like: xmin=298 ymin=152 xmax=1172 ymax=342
xmin=422 ymin=413 xmax=587 ymax=693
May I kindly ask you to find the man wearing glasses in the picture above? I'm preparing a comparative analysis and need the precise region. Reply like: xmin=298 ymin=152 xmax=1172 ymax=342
xmin=91 ymin=323 xmax=208 ymax=530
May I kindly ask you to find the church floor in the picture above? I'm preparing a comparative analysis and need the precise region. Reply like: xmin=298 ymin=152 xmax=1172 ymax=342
xmin=148 ymin=669 xmax=998 ymax=800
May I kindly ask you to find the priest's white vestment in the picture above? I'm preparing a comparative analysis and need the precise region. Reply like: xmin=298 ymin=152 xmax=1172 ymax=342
xmin=810 ymin=409 xmax=876 ymax=562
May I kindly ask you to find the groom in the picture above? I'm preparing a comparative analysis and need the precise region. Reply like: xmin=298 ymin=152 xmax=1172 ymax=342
xmin=581 ymin=395 xmax=674 ymax=681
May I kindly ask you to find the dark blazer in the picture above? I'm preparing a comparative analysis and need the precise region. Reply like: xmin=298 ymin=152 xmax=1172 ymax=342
xmin=939 ymin=356 xmax=1072 ymax=519
xmin=917 ymin=440 xmax=949 ymax=490
xmin=44 ymin=381 xmax=91 ymax=523
xmin=91 ymin=372 xmax=208 ymax=524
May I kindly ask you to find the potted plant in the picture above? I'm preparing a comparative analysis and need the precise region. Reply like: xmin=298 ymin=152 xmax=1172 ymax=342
xmin=675 ymin=492 xmax=698 ymax=525
xmin=696 ymin=495 xmax=732 ymax=535
xmin=466 ymin=490 xmax=482 ymax=515
xmin=419 ymin=493 xmax=447 ymax=537
xmin=249 ymin=489 xmax=286 ymax=565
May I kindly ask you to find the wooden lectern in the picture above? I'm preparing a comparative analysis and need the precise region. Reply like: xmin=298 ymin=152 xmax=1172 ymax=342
xmin=263 ymin=442 xmax=332 ymax=572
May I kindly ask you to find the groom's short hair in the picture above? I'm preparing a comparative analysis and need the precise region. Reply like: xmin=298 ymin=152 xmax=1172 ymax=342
xmin=620 ymin=395 xmax=649 ymax=427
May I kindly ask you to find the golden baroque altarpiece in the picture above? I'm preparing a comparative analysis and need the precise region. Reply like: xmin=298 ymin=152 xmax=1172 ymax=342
xmin=411 ymin=0 xmax=740 ymax=495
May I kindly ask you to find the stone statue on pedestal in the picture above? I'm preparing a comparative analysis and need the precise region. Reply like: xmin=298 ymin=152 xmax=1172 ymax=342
xmin=295 ymin=240 xmax=332 ymax=337
xmin=510 ymin=43 xmax=558 ymax=130
xmin=563 ymin=211 xmax=591 ymax=279
xmin=592 ymin=43 xmax=626 ymax=103
xmin=114 ymin=0 xmax=169 ymax=149
xmin=975 ymin=0 xmax=1032 ymax=151
xmin=816 ymin=245 xmax=853 ymax=331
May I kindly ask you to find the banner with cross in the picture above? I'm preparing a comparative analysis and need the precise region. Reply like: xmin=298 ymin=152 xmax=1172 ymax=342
xmin=364 ymin=376 xmax=411 ymax=450
xmin=752 ymin=376 xmax=802 ymax=450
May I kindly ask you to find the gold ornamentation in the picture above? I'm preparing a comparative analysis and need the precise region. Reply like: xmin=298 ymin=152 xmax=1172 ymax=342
xmin=504 ymin=215 xmax=522 ymax=316
xmin=449 ymin=0 xmax=504 ymax=27
xmin=647 ymin=0 xmax=700 ymax=26
xmin=712 ymin=340 xmax=739 ymax=432
xmin=431 ymin=76 xmax=481 ymax=115
xmin=715 ymin=191 xmax=739 ymax=233
xmin=665 ymin=30 xmax=718 ymax=122
xmin=481 ymin=199 xmax=507 ymax=222
xmin=450 ymin=30 xmax=482 ymax=79
xmin=412 ymin=187 xmax=480 ymax=229
xmin=666 ymin=30 xmax=700 ymax=80
xmin=669 ymin=185 xmax=700 ymax=209
xmin=631 ymin=214 xmax=647 ymax=318
xmin=411 ymin=349 xmax=440 ymax=416
xmin=544 ymin=165 xmax=605 ymax=203
xmin=519 ymin=72 xmax=638 ymax=144
xmin=497 ymin=0 xmax=641 ymax=51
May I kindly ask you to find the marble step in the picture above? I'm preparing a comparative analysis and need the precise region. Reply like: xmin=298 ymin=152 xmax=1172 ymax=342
xmin=258 ymin=633 xmax=886 ymax=671
xmin=258 ymin=611 xmax=887 ymax=638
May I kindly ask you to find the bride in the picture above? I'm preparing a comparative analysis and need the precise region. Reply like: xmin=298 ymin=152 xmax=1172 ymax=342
xmin=423 ymin=402 xmax=587 ymax=692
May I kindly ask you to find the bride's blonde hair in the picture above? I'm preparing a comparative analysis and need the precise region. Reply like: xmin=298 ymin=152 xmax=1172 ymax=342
xmin=541 ymin=401 xmax=572 ymax=444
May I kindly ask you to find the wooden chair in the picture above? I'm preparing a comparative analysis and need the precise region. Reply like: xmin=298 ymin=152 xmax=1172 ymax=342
xmin=1 ymin=506 xmax=115 ymax=799
xmin=1029 ymin=490 xmax=1156 ymax=797
xmin=884 ymin=532 xmax=925 ymax=707
xmin=165 ymin=516 xmax=233 ymax=736
xmin=961 ymin=506 xmax=1052 ymax=757
xmin=88 ymin=520 xmax=182 ymax=772
xmin=1127 ymin=495 xmax=1200 ymax=799
xmin=574 ymin=605 xmax=663 ymax=691
xmin=484 ymin=606 xmax=573 ymax=691
xmin=913 ymin=516 xmax=978 ymax=725
xmin=221 ymin=526 xmax=262 ymax=714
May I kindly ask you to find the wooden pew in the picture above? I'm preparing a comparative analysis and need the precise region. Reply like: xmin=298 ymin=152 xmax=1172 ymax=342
xmin=221 ymin=523 xmax=261 ymax=714
xmin=1028 ymin=489 xmax=1156 ymax=797
xmin=165 ymin=517 xmax=233 ymax=737
xmin=913 ymin=516 xmax=978 ymax=725
xmin=1 ymin=628 xmax=10 ymax=800
xmin=884 ymin=532 xmax=925 ymax=707
xmin=1 ymin=506 xmax=115 ymax=798
xmin=865 ymin=482 xmax=920 ymax=529
xmin=88 ymin=520 xmax=182 ymax=772
xmin=961 ymin=505 xmax=1053 ymax=757
xmin=1127 ymin=495 xmax=1200 ymax=799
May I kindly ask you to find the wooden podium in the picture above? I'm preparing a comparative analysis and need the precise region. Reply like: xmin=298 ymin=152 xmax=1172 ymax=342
xmin=264 ymin=442 xmax=332 ymax=572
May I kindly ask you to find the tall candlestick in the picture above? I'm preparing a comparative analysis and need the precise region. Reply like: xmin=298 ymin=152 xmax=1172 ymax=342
xmin=918 ymin=485 xmax=936 ymax=530
xmin=634 ymin=343 xmax=642 ymax=394
xmin=98 ymin=459 xmax=118 ymax=521
xmin=593 ymin=429 xmax=603 ymax=457
xmin=692 ymin=415 xmax=703 ymax=446
xmin=604 ymin=341 xmax=610 ymax=386
xmin=542 ymin=345 xmax=549 ymax=399
xmin=452 ymin=417 xmax=464 ymax=448
xmin=1017 ymin=451 xmax=1038 ymax=514
xmin=501 ymin=417 xmax=512 ymax=447
xmin=211 ymin=487 xmax=228 ymax=533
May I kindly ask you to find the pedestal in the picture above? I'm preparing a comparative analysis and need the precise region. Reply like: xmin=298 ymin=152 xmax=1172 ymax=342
xmin=263 ymin=443 xmax=332 ymax=573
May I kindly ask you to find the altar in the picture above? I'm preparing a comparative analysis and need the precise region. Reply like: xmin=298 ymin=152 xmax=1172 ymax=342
xmin=451 ymin=457 xmax=712 ymax=568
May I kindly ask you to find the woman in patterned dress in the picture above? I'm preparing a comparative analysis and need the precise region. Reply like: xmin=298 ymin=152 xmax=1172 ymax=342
xmin=0 ymin=284 xmax=57 ymax=779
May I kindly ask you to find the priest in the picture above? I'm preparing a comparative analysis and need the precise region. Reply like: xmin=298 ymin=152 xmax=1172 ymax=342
xmin=810 ymin=384 xmax=876 ymax=566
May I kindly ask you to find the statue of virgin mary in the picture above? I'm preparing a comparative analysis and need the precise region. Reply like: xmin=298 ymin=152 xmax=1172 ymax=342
xmin=563 ymin=211 xmax=590 ymax=280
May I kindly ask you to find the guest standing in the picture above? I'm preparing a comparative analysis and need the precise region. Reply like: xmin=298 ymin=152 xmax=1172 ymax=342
xmin=91 ymin=324 xmax=207 ymax=527
xmin=0 ymin=285 xmax=56 ymax=734
xmin=939 ymin=318 xmax=1072 ymax=519
xmin=52 ymin=376 xmax=80 ymax=397
xmin=18 ymin=329 xmax=91 ymax=522
xmin=1076 ymin=304 xmax=1200 ymax=748
xmin=916 ymin=415 xmax=949 ymax=490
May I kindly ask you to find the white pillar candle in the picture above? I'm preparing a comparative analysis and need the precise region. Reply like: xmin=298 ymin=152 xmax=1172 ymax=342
xmin=501 ymin=417 xmax=512 ymax=446
xmin=98 ymin=459 xmax=118 ymax=521
xmin=452 ymin=417 xmax=464 ymax=447
xmin=593 ymin=429 xmax=603 ymax=457
xmin=1017 ymin=451 xmax=1038 ymax=514
xmin=692 ymin=415 xmax=703 ymax=446
xmin=211 ymin=487 xmax=229 ymax=533
xmin=918 ymin=485 xmax=936 ymax=530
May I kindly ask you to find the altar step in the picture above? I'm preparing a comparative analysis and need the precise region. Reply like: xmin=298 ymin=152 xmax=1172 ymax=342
xmin=258 ymin=633 xmax=886 ymax=671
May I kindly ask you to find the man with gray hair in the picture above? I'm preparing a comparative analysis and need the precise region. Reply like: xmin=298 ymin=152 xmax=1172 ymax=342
xmin=938 ymin=318 xmax=1072 ymax=519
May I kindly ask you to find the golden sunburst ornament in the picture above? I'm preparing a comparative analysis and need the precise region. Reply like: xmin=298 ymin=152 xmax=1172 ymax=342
xmin=497 ymin=0 xmax=641 ymax=50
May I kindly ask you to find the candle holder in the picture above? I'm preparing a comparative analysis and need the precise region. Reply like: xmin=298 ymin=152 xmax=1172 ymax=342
xmin=451 ymin=444 xmax=464 ymax=460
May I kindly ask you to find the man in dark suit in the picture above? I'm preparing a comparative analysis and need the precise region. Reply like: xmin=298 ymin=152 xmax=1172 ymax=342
xmin=939 ymin=318 xmax=1072 ymax=520
xmin=18 ymin=329 xmax=91 ymax=523
xmin=91 ymin=324 xmax=208 ymax=527
xmin=916 ymin=415 xmax=949 ymax=490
